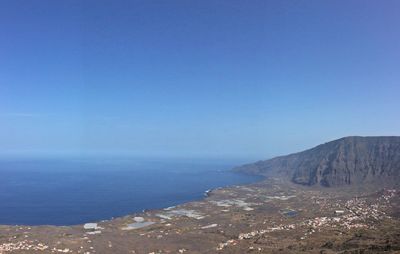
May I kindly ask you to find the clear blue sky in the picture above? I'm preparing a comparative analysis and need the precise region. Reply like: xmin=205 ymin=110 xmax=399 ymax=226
xmin=1 ymin=0 xmax=399 ymax=159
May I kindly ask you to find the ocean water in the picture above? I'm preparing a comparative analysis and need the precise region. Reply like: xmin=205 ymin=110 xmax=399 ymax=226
xmin=0 ymin=157 xmax=261 ymax=226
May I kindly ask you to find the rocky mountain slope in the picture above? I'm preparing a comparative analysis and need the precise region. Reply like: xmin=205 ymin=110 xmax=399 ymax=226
xmin=234 ymin=136 xmax=400 ymax=187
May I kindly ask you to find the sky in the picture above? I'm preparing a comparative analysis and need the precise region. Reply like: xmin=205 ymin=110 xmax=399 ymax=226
xmin=0 ymin=0 xmax=399 ymax=160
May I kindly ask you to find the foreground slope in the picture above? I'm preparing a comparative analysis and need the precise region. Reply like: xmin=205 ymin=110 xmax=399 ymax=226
xmin=234 ymin=136 xmax=400 ymax=187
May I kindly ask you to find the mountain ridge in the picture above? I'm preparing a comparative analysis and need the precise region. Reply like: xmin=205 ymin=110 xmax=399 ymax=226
xmin=234 ymin=136 xmax=400 ymax=187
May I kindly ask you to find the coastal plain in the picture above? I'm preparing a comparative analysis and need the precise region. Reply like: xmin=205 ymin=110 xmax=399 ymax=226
xmin=1 ymin=178 xmax=399 ymax=254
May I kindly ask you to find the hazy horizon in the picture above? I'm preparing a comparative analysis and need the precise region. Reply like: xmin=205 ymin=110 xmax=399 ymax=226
xmin=1 ymin=1 xmax=400 ymax=159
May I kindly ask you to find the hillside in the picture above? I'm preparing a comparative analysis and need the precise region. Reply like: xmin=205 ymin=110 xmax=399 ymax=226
xmin=234 ymin=136 xmax=400 ymax=187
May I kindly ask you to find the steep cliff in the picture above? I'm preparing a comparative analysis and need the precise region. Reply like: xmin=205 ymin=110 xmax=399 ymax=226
xmin=234 ymin=136 xmax=400 ymax=187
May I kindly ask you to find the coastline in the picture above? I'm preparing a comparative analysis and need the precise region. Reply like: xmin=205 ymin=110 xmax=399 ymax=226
xmin=0 ymin=159 xmax=262 ymax=227
xmin=0 ymin=170 xmax=265 ymax=228
xmin=1 ymin=177 xmax=398 ymax=253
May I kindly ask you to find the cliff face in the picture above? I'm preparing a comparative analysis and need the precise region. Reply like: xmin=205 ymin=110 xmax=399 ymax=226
xmin=234 ymin=136 xmax=400 ymax=187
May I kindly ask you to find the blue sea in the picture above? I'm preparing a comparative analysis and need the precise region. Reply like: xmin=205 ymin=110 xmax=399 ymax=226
xmin=0 ymin=157 xmax=261 ymax=226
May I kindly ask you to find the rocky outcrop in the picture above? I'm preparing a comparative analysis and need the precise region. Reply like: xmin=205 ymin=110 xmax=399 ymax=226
xmin=234 ymin=136 xmax=400 ymax=187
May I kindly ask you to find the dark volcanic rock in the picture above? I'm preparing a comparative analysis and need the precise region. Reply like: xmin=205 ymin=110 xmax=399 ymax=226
xmin=234 ymin=136 xmax=400 ymax=187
